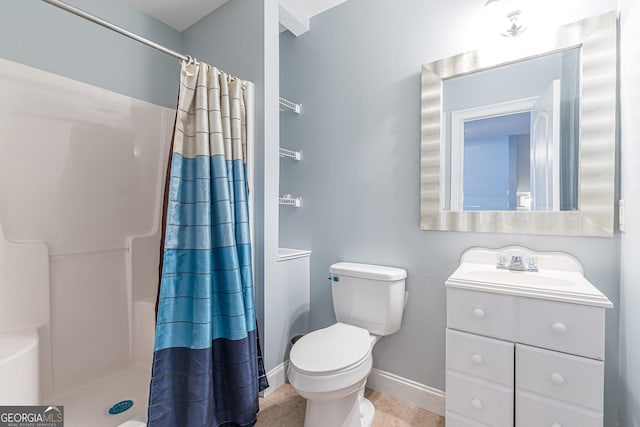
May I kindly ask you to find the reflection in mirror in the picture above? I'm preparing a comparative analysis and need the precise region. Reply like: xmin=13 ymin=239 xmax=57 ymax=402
xmin=419 ymin=11 xmax=617 ymax=236
xmin=462 ymin=112 xmax=531 ymax=211
xmin=443 ymin=48 xmax=580 ymax=212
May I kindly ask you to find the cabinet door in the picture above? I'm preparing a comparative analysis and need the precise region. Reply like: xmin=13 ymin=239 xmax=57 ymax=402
xmin=446 ymin=329 xmax=514 ymax=387
xmin=446 ymin=411 xmax=491 ymax=427
xmin=446 ymin=370 xmax=513 ymax=427
xmin=516 ymin=344 xmax=604 ymax=411
xmin=516 ymin=297 xmax=605 ymax=360
xmin=516 ymin=390 xmax=603 ymax=427
xmin=447 ymin=288 xmax=515 ymax=341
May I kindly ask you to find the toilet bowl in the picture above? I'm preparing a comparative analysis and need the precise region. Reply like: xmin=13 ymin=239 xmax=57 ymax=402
xmin=288 ymin=263 xmax=407 ymax=427
xmin=289 ymin=323 xmax=379 ymax=427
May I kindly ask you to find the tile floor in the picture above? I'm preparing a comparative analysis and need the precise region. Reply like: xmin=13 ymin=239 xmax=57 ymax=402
xmin=257 ymin=384 xmax=445 ymax=427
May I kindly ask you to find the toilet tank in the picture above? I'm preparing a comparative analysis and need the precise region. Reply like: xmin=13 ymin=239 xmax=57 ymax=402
xmin=330 ymin=262 xmax=407 ymax=336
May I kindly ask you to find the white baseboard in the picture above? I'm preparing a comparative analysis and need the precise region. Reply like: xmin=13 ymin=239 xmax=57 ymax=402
xmin=262 ymin=361 xmax=288 ymax=397
xmin=366 ymin=368 xmax=445 ymax=416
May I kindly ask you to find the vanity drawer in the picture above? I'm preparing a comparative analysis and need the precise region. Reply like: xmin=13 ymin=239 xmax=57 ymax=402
xmin=516 ymin=297 xmax=605 ymax=360
xmin=516 ymin=344 xmax=604 ymax=411
xmin=447 ymin=288 xmax=515 ymax=341
xmin=516 ymin=390 xmax=603 ymax=427
xmin=446 ymin=411 xmax=491 ymax=427
xmin=446 ymin=370 xmax=513 ymax=427
xmin=446 ymin=329 xmax=514 ymax=387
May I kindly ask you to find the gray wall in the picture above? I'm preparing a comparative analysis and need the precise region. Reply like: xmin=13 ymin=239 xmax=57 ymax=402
xmin=279 ymin=0 xmax=620 ymax=424
xmin=0 ymin=0 xmax=183 ymax=108
xmin=183 ymin=0 xmax=264 ymax=84
xmin=443 ymin=50 xmax=566 ymax=109
xmin=619 ymin=0 xmax=640 ymax=425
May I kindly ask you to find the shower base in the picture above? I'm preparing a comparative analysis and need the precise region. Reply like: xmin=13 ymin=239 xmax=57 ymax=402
xmin=51 ymin=364 xmax=150 ymax=427
xmin=50 ymin=297 xmax=155 ymax=426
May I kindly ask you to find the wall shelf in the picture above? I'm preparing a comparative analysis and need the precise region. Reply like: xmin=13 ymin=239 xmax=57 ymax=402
xmin=279 ymin=147 xmax=302 ymax=160
xmin=278 ymin=194 xmax=302 ymax=208
xmin=279 ymin=97 xmax=302 ymax=114
xmin=278 ymin=247 xmax=312 ymax=261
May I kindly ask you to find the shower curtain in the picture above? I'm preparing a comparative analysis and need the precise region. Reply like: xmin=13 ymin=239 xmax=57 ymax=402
xmin=148 ymin=59 xmax=268 ymax=427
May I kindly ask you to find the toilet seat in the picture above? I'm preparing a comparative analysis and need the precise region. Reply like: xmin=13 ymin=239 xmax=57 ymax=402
xmin=290 ymin=323 xmax=372 ymax=375
xmin=288 ymin=323 xmax=374 ymax=399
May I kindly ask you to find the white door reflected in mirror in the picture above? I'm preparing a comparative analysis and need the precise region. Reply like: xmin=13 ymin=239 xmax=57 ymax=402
xmin=452 ymin=79 xmax=562 ymax=212
xmin=530 ymin=80 xmax=561 ymax=211
xmin=444 ymin=48 xmax=579 ymax=212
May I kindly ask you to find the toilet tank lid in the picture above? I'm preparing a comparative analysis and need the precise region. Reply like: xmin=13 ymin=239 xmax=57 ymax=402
xmin=330 ymin=262 xmax=406 ymax=281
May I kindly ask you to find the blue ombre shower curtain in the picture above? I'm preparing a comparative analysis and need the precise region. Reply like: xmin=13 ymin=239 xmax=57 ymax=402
xmin=148 ymin=59 xmax=268 ymax=427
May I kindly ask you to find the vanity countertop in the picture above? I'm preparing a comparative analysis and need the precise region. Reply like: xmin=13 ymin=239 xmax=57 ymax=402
xmin=446 ymin=246 xmax=613 ymax=308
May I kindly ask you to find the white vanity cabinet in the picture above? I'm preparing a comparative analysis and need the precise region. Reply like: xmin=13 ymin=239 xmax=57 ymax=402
xmin=444 ymin=247 xmax=613 ymax=427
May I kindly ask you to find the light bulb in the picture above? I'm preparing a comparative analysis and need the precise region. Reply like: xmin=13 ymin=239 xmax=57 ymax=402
xmin=484 ymin=0 xmax=528 ymax=37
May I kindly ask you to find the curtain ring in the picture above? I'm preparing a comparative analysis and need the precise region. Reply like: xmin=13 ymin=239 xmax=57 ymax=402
xmin=182 ymin=56 xmax=196 ymax=77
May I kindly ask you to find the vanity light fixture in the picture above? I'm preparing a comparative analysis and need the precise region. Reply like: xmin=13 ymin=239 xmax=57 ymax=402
xmin=484 ymin=0 xmax=527 ymax=37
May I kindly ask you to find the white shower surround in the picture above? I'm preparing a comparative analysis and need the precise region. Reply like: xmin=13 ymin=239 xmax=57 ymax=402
xmin=0 ymin=58 xmax=174 ymax=424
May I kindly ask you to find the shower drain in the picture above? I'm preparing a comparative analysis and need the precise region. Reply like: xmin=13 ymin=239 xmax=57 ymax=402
xmin=108 ymin=400 xmax=134 ymax=415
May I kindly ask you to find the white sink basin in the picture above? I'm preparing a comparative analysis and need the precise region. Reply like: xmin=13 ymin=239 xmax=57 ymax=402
xmin=446 ymin=247 xmax=613 ymax=308
xmin=455 ymin=268 xmax=582 ymax=291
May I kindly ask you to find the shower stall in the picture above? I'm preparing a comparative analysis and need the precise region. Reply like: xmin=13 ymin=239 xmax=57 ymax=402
xmin=0 ymin=0 xmax=272 ymax=425
xmin=0 ymin=56 xmax=174 ymax=426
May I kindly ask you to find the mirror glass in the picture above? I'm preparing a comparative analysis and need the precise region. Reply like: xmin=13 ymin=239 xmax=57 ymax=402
xmin=420 ymin=12 xmax=617 ymax=236
xmin=442 ymin=48 xmax=580 ymax=212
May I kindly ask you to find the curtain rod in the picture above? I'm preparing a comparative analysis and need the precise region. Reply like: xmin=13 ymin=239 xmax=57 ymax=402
xmin=40 ymin=0 xmax=190 ymax=63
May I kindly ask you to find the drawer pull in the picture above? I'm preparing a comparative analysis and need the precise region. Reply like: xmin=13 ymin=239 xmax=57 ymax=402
xmin=551 ymin=424 xmax=562 ymax=427
xmin=472 ymin=308 xmax=486 ymax=319
xmin=470 ymin=398 xmax=483 ymax=410
xmin=470 ymin=353 xmax=484 ymax=365
xmin=550 ymin=372 xmax=566 ymax=385
xmin=551 ymin=322 xmax=567 ymax=334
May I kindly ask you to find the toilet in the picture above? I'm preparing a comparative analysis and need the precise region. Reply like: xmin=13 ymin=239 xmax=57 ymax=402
xmin=288 ymin=262 xmax=408 ymax=427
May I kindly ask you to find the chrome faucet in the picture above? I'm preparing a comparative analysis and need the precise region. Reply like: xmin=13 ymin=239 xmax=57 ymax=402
xmin=508 ymin=255 xmax=525 ymax=271
xmin=497 ymin=254 xmax=538 ymax=272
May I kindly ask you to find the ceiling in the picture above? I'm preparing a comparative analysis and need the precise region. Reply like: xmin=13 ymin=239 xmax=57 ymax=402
xmin=123 ymin=0 xmax=229 ymax=32
xmin=296 ymin=0 xmax=348 ymax=17
xmin=122 ymin=0 xmax=348 ymax=33
xmin=465 ymin=112 xmax=531 ymax=139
